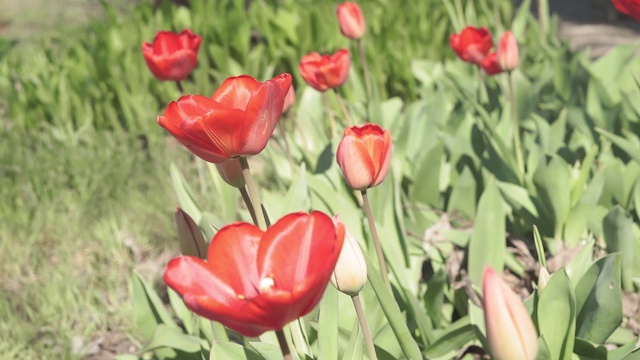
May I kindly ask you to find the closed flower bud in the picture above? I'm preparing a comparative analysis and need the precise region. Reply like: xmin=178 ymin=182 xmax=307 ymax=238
xmin=215 ymin=159 xmax=245 ymax=188
xmin=175 ymin=208 xmax=207 ymax=259
xmin=480 ymin=52 xmax=503 ymax=76
xmin=330 ymin=216 xmax=367 ymax=296
xmin=538 ymin=266 xmax=550 ymax=292
xmin=497 ymin=31 xmax=519 ymax=72
xmin=336 ymin=123 xmax=392 ymax=191
xmin=142 ymin=29 xmax=201 ymax=82
xmin=482 ymin=266 xmax=538 ymax=360
xmin=299 ymin=49 xmax=351 ymax=92
xmin=337 ymin=2 xmax=366 ymax=40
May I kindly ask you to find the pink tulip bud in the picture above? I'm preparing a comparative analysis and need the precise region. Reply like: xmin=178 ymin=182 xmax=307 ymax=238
xmin=482 ymin=266 xmax=538 ymax=360
xmin=330 ymin=216 xmax=367 ymax=296
xmin=497 ymin=31 xmax=519 ymax=72
xmin=337 ymin=2 xmax=366 ymax=40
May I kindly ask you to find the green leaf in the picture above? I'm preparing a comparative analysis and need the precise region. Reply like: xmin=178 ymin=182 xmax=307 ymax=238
xmin=596 ymin=128 xmax=640 ymax=166
xmin=412 ymin=142 xmax=443 ymax=207
xmin=423 ymin=316 xmax=475 ymax=358
xmin=565 ymin=239 xmax=595 ymax=287
xmin=574 ymin=254 xmax=622 ymax=343
xmin=533 ymin=155 xmax=571 ymax=238
xmin=250 ymin=341 xmax=287 ymax=360
xmin=496 ymin=180 xmax=538 ymax=217
xmin=317 ymin=285 xmax=338 ymax=360
xmin=141 ymin=324 xmax=202 ymax=355
xmin=210 ymin=342 xmax=263 ymax=360
xmin=536 ymin=270 xmax=576 ymax=360
xmin=447 ymin=166 xmax=477 ymax=219
xmin=603 ymin=206 xmax=635 ymax=291
xmin=170 ymin=163 xmax=202 ymax=224
xmin=132 ymin=271 xmax=178 ymax=340
xmin=341 ymin=320 xmax=364 ymax=360
xmin=573 ymin=338 xmax=608 ymax=360
xmin=468 ymin=178 xmax=506 ymax=286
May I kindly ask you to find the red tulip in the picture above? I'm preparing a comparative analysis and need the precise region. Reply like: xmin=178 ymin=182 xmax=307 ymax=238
xmin=164 ymin=211 xmax=345 ymax=337
xmin=282 ymin=85 xmax=296 ymax=113
xmin=450 ymin=26 xmax=493 ymax=65
xmin=337 ymin=2 xmax=366 ymax=40
xmin=142 ymin=29 xmax=202 ymax=82
xmin=336 ymin=123 xmax=392 ymax=190
xmin=482 ymin=266 xmax=539 ymax=360
xmin=612 ymin=0 xmax=640 ymax=21
xmin=299 ymin=49 xmax=350 ymax=92
xmin=158 ymin=73 xmax=292 ymax=163
xmin=480 ymin=52 xmax=503 ymax=76
xmin=497 ymin=31 xmax=519 ymax=72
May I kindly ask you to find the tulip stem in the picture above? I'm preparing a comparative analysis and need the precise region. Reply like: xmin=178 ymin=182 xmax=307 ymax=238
xmin=239 ymin=186 xmax=258 ymax=226
xmin=361 ymin=190 xmax=391 ymax=291
xmin=357 ymin=39 xmax=372 ymax=102
xmin=334 ymin=89 xmax=353 ymax=126
xmin=240 ymin=157 xmax=267 ymax=230
xmin=508 ymin=71 xmax=525 ymax=183
xmin=352 ymin=294 xmax=378 ymax=360
xmin=276 ymin=328 xmax=293 ymax=360
xmin=176 ymin=81 xmax=184 ymax=95
xmin=323 ymin=93 xmax=337 ymax=138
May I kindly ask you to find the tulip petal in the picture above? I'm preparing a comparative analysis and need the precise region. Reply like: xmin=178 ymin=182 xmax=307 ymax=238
xmin=212 ymin=75 xmax=259 ymax=110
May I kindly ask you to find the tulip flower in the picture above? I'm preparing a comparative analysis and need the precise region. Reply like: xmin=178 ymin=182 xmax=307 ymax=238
xmin=480 ymin=52 xmax=503 ymax=76
xmin=157 ymin=73 xmax=292 ymax=163
xmin=330 ymin=216 xmax=367 ymax=296
xmin=612 ymin=0 xmax=640 ymax=21
xmin=142 ymin=29 xmax=202 ymax=82
xmin=337 ymin=2 xmax=366 ymax=40
xmin=282 ymin=85 xmax=296 ymax=113
xmin=336 ymin=123 xmax=392 ymax=191
xmin=450 ymin=26 xmax=493 ymax=65
xmin=299 ymin=49 xmax=351 ymax=92
xmin=164 ymin=211 xmax=345 ymax=337
xmin=497 ymin=31 xmax=519 ymax=72
xmin=482 ymin=266 xmax=539 ymax=360
xmin=215 ymin=159 xmax=245 ymax=188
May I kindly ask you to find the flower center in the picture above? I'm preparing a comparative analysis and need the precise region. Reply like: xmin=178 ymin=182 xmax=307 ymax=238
xmin=259 ymin=276 xmax=275 ymax=293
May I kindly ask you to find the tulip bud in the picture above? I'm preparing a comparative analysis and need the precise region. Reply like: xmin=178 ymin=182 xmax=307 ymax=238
xmin=215 ymin=159 xmax=245 ymax=188
xmin=497 ymin=31 xmax=519 ymax=72
xmin=537 ymin=266 xmax=550 ymax=292
xmin=482 ymin=266 xmax=538 ymax=360
xmin=330 ymin=216 xmax=367 ymax=296
xmin=337 ymin=2 xmax=366 ymax=40
xmin=175 ymin=208 xmax=207 ymax=259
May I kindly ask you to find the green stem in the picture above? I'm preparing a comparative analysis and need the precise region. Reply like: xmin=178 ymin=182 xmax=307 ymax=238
xmin=508 ymin=71 xmax=525 ymax=183
xmin=323 ymin=93 xmax=337 ymax=138
xmin=361 ymin=190 xmax=391 ymax=291
xmin=276 ymin=328 xmax=293 ymax=360
xmin=239 ymin=157 xmax=267 ymax=230
xmin=357 ymin=39 xmax=372 ymax=101
xmin=352 ymin=294 xmax=377 ymax=360
xmin=333 ymin=89 xmax=353 ymax=126
xmin=239 ymin=186 xmax=258 ymax=226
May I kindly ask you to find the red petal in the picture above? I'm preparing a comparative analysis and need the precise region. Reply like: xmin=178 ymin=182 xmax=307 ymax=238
xmin=212 ymin=75 xmax=259 ymax=110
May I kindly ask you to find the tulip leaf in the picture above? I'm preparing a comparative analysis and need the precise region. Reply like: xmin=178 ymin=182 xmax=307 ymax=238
xmin=317 ymin=285 xmax=338 ymax=360
xmin=609 ymin=341 xmax=639 ymax=360
xmin=141 ymin=324 xmax=202 ymax=357
xmin=533 ymin=155 xmax=571 ymax=239
xmin=468 ymin=177 xmax=506 ymax=287
xmin=341 ymin=320 xmax=364 ymax=360
xmin=422 ymin=316 xmax=475 ymax=358
xmin=411 ymin=141 xmax=443 ymax=207
xmin=170 ymin=163 xmax=202 ymax=225
xmin=132 ymin=271 xmax=179 ymax=340
xmin=364 ymin=255 xmax=422 ymax=360
xmin=210 ymin=342 xmax=263 ymax=360
xmin=536 ymin=270 xmax=576 ymax=360
xmin=595 ymin=128 xmax=640 ymax=166
xmin=564 ymin=239 xmax=595 ymax=287
xmin=602 ymin=206 xmax=635 ymax=291
xmin=447 ymin=166 xmax=477 ymax=219
xmin=496 ymin=180 xmax=538 ymax=217
xmin=574 ymin=254 xmax=622 ymax=343
xmin=573 ymin=338 xmax=608 ymax=360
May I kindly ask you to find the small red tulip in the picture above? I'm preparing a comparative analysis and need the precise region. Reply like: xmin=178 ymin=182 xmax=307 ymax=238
xmin=142 ymin=29 xmax=202 ymax=82
xmin=497 ymin=31 xmax=519 ymax=72
xmin=299 ymin=49 xmax=351 ymax=92
xmin=480 ymin=52 xmax=503 ymax=76
xmin=164 ymin=211 xmax=345 ymax=337
xmin=612 ymin=0 xmax=640 ymax=21
xmin=158 ymin=73 xmax=292 ymax=163
xmin=337 ymin=2 xmax=366 ymax=40
xmin=336 ymin=123 xmax=392 ymax=191
xmin=450 ymin=26 xmax=493 ymax=65
xmin=482 ymin=266 xmax=539 ymax=360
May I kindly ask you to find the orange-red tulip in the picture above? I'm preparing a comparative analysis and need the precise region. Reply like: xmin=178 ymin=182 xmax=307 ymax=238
xmin=164 ymin=211 xmax=345 ymax=337
xmin=142 ymin=29 xmax=201 ymax=82
xmin=158 ymin=73 xmax=292 ymax=163
xmin=480 ymin=52 xmax=503 ymax=75
xmin=450 ymin=26 xmax=493 ymax=65
xmin=336 ymin=123 xmax=392 ymax=191
xmin=299 ymin=49 xmax=350 ymax=92
xmin=497 ymin=31 xmax=519 ymax=72
xmin=337 ymin=2 xmax=366 ymax=40
xmin=612 ymin=0 xmax=640 ymax=21
xmin=482 ymin=266 xmax=539 ymax=360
